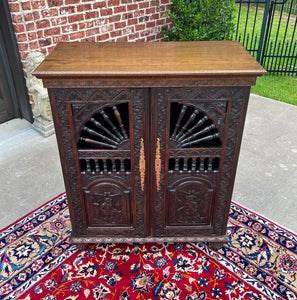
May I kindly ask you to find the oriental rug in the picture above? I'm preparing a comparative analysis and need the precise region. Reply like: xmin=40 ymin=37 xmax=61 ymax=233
xmin=0 ymin=193 xmax=296 ymax=300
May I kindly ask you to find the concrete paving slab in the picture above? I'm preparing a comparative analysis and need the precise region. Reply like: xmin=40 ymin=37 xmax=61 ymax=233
xmin=0 ymin=119 xmax=65 ymax=228
xmin=233 ymin=94 xmax=297 ymax=233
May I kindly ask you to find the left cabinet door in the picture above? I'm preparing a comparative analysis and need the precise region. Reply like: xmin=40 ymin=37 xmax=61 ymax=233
xmin=50 ymin=88 xmax=149 ymax=241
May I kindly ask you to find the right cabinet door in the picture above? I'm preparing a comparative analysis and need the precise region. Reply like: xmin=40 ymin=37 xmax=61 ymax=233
xmin=151 ymin=87 xmax=249 ymax=238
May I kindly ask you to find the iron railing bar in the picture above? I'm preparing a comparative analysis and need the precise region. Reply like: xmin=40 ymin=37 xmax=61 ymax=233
xmin=257 ymin=0 xmax=272 ymax=62
xmin=291 ymin=42 xmax=297 ymax=75
xmin=274 ymin=0 xmax=287 ymax=73
xmin=277 ymin=42 xmax=283 ymax=75
xmin=279 ymin=0 xmax=294 ymax=74
xmin=283 ymin=3 xmax=297 ymax=74
xmin=235 ymin=1 xmax=243 ymax=41
xmin=281 ymin=42 xmax=290 ymax=74
xmin=285 ymin=40 xmax=297 ymax=75
xmin=243 ymin=1 xmax=252 ymax=47
xmin=271 ymin=3 xmax=284 ymax=76
xmin=250 ymin=2 xmax=260 ymax=51
xmin=267 ymin=41 xmax=274 ymax=72
xmin=262 ymin=1 xmax=275 ymax=67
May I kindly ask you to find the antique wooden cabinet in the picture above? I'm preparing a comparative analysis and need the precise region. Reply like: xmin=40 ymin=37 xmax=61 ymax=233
xmin=34 ymin=41 xmax=265 ymax=248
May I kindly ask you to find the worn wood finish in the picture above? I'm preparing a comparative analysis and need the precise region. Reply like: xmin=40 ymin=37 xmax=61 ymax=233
xmin=34 ymin=41 xmax=265 ymax=78
xmin=35 ymin=42 xmax=265 ymax=247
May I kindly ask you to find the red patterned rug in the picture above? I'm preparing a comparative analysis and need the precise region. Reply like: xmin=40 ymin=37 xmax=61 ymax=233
xmin=0 ymin=193 xmax=296 ymax=300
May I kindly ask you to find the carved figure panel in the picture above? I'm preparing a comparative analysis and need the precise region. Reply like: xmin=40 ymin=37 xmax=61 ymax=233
xmin=85 ymin=182 xmax=131 ymax=228
xmin=167 ymin=180 xmax=214 ymax=227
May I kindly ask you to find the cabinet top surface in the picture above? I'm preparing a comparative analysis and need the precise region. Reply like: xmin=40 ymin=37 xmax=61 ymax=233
xmin=34 ymin=41 xmax=266 ymax=79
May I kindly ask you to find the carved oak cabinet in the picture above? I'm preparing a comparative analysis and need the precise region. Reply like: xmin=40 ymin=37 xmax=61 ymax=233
xmin=34 ymin=42 xmax=265 ymax=248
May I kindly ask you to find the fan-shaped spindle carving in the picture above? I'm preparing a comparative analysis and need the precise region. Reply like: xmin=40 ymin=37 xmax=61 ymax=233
xmin=79 ymin=137 xmax=118 ymax=149
xmin=177 ymin=115 xmax=208 ymax=142
xmin=90 ymin=117 xmax=121 ymax=143
xmin=100 ymin=110 xmax=124 ymax=141
xmin=83 ymin=126 xmax=119 ymax=147
xmin=180 ymin=124 xmax=216 ymax=144
xmin=113 ymin=106 xmax=128 ymax=139
xmin=172 ymin=105 xmax=187 ymax=138
xmin=175 ymin=109 xmax=199 ymax=140
xmin=182 ymin=132 xmax=220 ymax=148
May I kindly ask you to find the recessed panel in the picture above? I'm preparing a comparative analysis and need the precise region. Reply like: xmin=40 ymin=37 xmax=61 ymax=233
xmin=167 ymin=180 xmax=214 ymax=227
xmin=85 ymin=182 xmax=131 ymax=228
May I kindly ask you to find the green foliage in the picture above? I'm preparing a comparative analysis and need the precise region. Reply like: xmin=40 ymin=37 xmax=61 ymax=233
xmin=161 ymin=0 xmax=236 ymax=41
xmin=251 ymin=75 xmax=297 ymax=106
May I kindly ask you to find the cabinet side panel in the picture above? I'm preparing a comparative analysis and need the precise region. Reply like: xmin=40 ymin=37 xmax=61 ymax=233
xmin=49 ymin=88 xmax=85 ymax=237
xmin=213 ymin=86 xmax=251 ymax=235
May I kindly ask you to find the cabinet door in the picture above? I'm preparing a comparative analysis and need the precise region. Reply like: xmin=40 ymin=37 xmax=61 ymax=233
xmin=151 ymin=88 xmax=231 ymax=237
xmin=51 ymin=88 xmax=149 ymax=240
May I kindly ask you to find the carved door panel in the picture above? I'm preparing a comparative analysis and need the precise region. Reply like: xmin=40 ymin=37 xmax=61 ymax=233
xmin=52 ymin=88 xmax=149 ymax=239
xmin=151 ymin=88 xmax=229 ymax=237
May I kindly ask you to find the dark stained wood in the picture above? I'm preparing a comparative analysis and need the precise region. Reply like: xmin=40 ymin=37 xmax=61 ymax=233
xmin=35 ymin=42 xmax=265 ymax=247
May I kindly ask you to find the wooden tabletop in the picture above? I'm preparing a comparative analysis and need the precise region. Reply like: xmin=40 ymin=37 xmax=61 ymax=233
xmin=34 ymin=41 xmax=266 ymax=79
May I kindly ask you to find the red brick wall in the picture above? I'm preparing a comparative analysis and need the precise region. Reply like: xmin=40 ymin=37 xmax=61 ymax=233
xmin=7 ymin=0 xmax=171 ymax=74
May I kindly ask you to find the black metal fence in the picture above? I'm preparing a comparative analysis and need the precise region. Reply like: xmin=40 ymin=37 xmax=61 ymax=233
xmin=234 ymin=0 xmax=297 ymax=75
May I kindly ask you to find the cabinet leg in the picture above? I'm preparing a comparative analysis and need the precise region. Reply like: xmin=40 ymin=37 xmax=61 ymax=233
xmin=75 ymin=243 xmax=88 ymax=251
xmin=208 ymin=242 xmax=225 ymax=251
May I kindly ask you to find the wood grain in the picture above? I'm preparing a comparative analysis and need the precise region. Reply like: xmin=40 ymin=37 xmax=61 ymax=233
xmin=34 ymin=41 xmax=266 ymax=78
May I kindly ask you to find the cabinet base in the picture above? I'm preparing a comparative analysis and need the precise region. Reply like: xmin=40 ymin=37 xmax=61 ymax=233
xmin=71 ymin=235 xmax=228 ymax=248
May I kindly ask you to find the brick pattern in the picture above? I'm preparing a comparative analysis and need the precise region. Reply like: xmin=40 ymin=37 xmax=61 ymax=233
xmin=8 ymin=0 xmax=171 ymax=74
